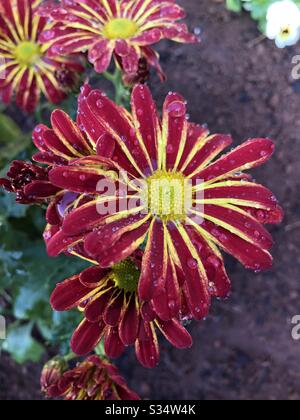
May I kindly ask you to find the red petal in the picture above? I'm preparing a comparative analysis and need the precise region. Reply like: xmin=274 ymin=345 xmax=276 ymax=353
xmin=119 ymin=296 xmax=140 ymax=346
xmin=151 ymin=258 xmax=181 ymax=321
xmin=162 ymin=92 xmax=187 ymax=171
xmin=103 ymin=293 xmax=123 ymax=327
xmin=80 ymin=265 xmax=109 ymax=287
xmin=135 ymin=322 xmax=159 ymax=369
xmin=186 ymin=226 xmax=231 ymax=298
xmin=168 ymin=223 xmax=211 ymax=320
xmin=156 ymin=319 xmax=193 ymax=349
xmin=104 ymin=327 xmax=125 ymax=359
xmin=84 ymin=213 xmax=148 ymax=259
xmin=131 ymin=85 xmax=160 ymax=171
xmin=71 ymin=319 xmax=105 ymax=356
xmin=51 ymin=109 xmax=92 ymax=155
xmin=182 ymin=134 xmax=233 ymax=177
xmin=49 ymin=165 xmax=107 ymax=194
xmin=97 ymin=222 xmax=150 ymax=268
xmin=85 ymin=292 xmax=110 ymax=322
xmin=46 ymin=228 xmax=82 ymax=257
xmin=203 ymin=204 xmax=273 ymax=250
xmin=138 ymin=220 xmax=168 ymax=301
xmin=196 ymin=138 xmax=275 ymax=182
xmin=50 ymin=276 xmax=91 ymax=311
xmin=204 ymin=181 xmax=280 ymax=211
xmin=86 ymin=89 xmax=150 ymax=175
xmin=202 ymin=220 xmax=273 ymax=271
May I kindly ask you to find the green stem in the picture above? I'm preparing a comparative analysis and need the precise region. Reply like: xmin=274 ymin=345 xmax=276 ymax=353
xmin=63 ymin=352 xmax=78 ymax=363
xmin=102 ymin=66 xmax=131 ymax=109
xmin=95 ymin=340 xmax=106 ymax=358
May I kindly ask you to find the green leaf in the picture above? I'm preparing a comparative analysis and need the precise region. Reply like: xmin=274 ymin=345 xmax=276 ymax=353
xmin=0 ymin=191 xmax=28 ymax=219
xmin=0 ymin=114 xmax=31 ymax=165
xmin=2 ymin=323 xmax=44 ymax=364
xmin=226 ymin=0 xmax=242 ymax=12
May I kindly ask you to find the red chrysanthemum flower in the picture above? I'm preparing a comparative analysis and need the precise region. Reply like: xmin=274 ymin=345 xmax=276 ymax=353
xmin=46 ymin=84 xmax=283 ymax=323
xmin=0 ymin=0 xmax=84 ymax=112
xmin=50 ymin=252 xmax=193 ymax=368
xmin=0 ymin=160 xmax=60 ymax=204
xmin=39 ymin=0 xmax=198 ymax=79
xmin=40 ymin=358 xmax=67 ymax=397
xmin=41 ymin=355 xmax=140 ymax=400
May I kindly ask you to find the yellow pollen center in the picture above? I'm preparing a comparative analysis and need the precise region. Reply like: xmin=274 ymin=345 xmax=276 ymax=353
xmin=103 ymin=18 xmax=139 ymax=40
xmin=112 ymin=259 xmax=140 ymax=293
xmin=147 ymin=170 xmax=189 ymax=222
xmin=15 ymin=41 xmax=41 ymax=66
xmin=280 ymin=26 xmax=292 ymax=39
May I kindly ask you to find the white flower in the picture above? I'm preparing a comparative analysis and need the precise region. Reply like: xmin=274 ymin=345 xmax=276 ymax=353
xmin=266 ymin=0 xmax=300 ymax=48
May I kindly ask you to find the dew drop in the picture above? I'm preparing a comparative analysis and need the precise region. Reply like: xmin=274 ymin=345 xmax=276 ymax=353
xmin=166 ymin=144 xmax=174 ymax=154
xmin=168 ymin=300 xmax=176 ymax=310
xmin=96 ymin=99 xmax=104 ymax=109
xmin=167 ymin=101 xmax=186 ymax=118
xmin=187 ymin=258 xmax=198 ymax=270
xmin=207 ymin=255 xmax=220 ymax=269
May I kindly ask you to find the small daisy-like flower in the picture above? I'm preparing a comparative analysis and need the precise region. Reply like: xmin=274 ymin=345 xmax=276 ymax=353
xmin=39 ymin=0 xmax=198 ymax=79
xmin=41 ymin=355 xmax=140 ymax=400
xmin=0 ymin=0 xmax=84 ymax=112
xmin=50 ymin=253 xmax=193 ymax=368
xmin=44 ymin=84 xmax=282 ymax=323
xmin=266 ymin=0 xmax=300 ymax=48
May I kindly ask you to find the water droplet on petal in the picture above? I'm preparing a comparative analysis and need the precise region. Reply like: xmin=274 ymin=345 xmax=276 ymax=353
xmin=207 ymin=255 xmax=221 ymax=269
xmin=167 ymin=101 xmax=186 ymax=118
xmin=187 ymin=258 xmax=198 ymax=270
xmin=96 ymin=99 xmax=104 ymax=109
xmin=166 ymin=144 xmax=174 ymax=154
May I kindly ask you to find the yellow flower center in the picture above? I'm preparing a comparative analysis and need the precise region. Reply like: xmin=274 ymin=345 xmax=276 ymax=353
xmin=112 ymin=259 xmax=140 ymax=293
xmin=103 ymin=18 xmax=139 ymax=40
xmin=280 ymin=26 xmax=292 ymax=39
xmin=147 ymin=170 xmax=190 ymax=222
xmin=15 ymin=41 xmax=41 ymax=66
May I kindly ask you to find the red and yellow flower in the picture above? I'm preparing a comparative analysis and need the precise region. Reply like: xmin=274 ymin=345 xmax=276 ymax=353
xmin=50 ymin=253 xmax=193 ymax=368
xmin=39 ymin=0 xmax=198 ymax=79
xmin=0 ymin=0 xmax=84 ymax=112
xmin=41 ymin=355 xmax=140 ymax=400
xmin=45 ymin=84 xmax=283 ymax=323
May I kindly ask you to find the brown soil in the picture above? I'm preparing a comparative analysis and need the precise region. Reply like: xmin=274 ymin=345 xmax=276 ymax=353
xmin=1 ymin=0 xmax=300 ymax=401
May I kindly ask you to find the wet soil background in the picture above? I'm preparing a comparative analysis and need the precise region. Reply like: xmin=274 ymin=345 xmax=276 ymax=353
xmin=1 ymin=0 xmax=300 ymax=400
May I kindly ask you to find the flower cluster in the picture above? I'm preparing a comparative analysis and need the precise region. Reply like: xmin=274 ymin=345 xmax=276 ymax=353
xmin=41 ymin=355 xmax=140 ymax=400
xmin=0 ymin=0 xmax=84 ymax=112
xmin=0 ymin=0 xmax=197 ymax=111
xmin=2 ymin=83 xmax=282 ymax=370
xmin=0 ymin=0 xmax=284 ymax=402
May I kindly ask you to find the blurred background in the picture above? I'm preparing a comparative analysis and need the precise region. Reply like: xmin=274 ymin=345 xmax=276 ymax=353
xmin=1 ymin=0 xmax=300 ymax=400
